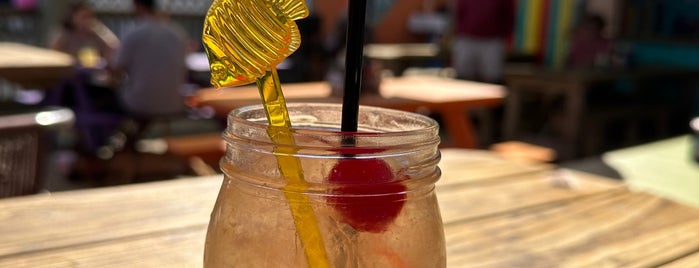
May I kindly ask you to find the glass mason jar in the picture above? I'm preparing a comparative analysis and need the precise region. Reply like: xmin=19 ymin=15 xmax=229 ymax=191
xmin=204 ymin=103 xmax=445 ymax=267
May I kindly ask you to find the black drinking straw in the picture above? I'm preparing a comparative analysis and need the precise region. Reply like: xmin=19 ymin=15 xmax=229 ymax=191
xmin=341 ymin=0 xmax=368 ymax=133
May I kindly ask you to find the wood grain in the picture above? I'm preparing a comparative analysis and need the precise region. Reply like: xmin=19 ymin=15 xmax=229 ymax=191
xmin=438 ymin=169 xmax=622 ymax=224
xmin=662 ymin=251 xmax=699 ymax=267
xmin=0 ymin=176 xmax=221 ymax=257
xmin=0 ymin=226 xmax=207 ymax=268
xmin=438 ymin=149 xmax=552 ymax=187
xmin=1 ymin=149 xmax=698 ymax=267
xmin=445 ymin=190 xmax=699 ymax=267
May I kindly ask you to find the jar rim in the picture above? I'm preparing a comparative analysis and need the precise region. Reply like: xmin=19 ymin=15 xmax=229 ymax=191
xmin=222 ymin=103 xmax=442 ymax=193
xmin=226 ymin=103 xmax=440 ymax=149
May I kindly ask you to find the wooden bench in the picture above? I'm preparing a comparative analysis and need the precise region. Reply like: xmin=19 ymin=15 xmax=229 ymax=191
xmin=164 ymin=133 xmax=225 ymax=176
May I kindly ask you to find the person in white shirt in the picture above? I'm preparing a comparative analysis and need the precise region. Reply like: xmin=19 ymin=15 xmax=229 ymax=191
xmin=113 ymin=0 xmax=187 ymax=117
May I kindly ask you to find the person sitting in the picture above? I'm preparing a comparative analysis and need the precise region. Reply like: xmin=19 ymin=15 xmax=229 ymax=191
xmin=566 ymin=14 xmax=612 ymax=69
xmin=110 ymin=0 xmax=189 ymax=151
xmin=47 ymin=1 xmax=123 ymax=158
xmin=50 ymin=1 xmax=119 ymax=69
xmin=112 ymin=0 xmax=188 ymax=119
xmin=48 ymin=1 xmax=121 ymax=110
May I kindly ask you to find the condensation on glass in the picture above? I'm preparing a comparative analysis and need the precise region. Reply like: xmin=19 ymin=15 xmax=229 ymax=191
xmin=204 ymin=103 xmax=446 ymax=267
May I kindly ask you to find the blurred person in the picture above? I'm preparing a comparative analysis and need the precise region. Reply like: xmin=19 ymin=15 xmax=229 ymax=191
xmin=50 ymin=1 xmax=119 ymax=69
xmin=567 ymin=14 xmax=612 ymax=69
xmin=322 ymin=10 xmax=380 ymax=96
xmin=451 ymin=0 xmax=514 ymax=83
xmin=112 ymin=0 xmax=188 ymax=118
xmin=47 ymin=1 xmax=120 ymax=108
xmin=99 ymin=0 xmax=190 ymax=182
xmin=46 ymin=1 xmax=123 ymax=159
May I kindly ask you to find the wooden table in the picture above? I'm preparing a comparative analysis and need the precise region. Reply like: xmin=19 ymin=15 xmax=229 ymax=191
xmin=503 ymin=67 xmax=698 ymax=160
xmin=191 ymin=75 xmax=505 ymax=148
xmin=364 ymin=43 xmax=443 ymax=76
xmin=3 ymin=149 xmax=699 ymax=267
xmin=0 ymin=42 xmax=74 ymax=88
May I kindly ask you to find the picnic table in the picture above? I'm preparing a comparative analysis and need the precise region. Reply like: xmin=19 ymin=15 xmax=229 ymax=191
xmin=0 ymin=42 xmax=74 ymax=88
xmin=190 ymin=75 xmax=505 ymax=148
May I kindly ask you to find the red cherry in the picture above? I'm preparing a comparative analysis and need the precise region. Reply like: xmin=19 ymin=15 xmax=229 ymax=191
xmin=327 ymin=158 xmax=407 ymax=233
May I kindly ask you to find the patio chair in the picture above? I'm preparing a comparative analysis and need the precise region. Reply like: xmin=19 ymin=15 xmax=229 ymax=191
xmin=0 ymin=105 xmax=74 ymax=198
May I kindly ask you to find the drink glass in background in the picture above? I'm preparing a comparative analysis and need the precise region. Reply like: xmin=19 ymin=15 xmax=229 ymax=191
xmin=204 ymin=103 xmax=446 ymax=267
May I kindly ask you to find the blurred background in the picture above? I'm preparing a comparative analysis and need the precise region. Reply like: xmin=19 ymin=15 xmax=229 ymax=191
xmin=1 ymin=0 xmax=698 ymax=196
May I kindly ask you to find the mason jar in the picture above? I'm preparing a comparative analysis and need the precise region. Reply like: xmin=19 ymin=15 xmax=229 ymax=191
xmin=204 ymin=103 xmax=445 ymax=267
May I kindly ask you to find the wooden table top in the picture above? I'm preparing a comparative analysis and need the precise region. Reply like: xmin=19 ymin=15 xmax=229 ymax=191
xmin=364 ymin=43 xmax=441 ymax=61
xmin=0 ymin=42 xmax=74 ymax=88
xmin=192 ymin=76 xmax=504 ymax=148
xmin=2 ymin=148 xmax=699 ymax=267
xmin=191 ymin=75 xmax=505 ymax=116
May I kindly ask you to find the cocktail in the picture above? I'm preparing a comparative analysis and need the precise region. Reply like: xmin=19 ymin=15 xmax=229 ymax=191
xmin=204 ymin=103 xmax=445 ymax=267
xmin=201 ymin=1 xmax=446 ymax=267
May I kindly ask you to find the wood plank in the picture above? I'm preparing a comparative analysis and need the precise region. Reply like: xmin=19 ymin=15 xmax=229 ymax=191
xmin=3 ymin=189 xmax=697 ymax=267
xmin=0 ymin=226 xmax=207 ymax=267
xmin=2 ymin=149 xmax=541 ymax=258
xmin=437 ymin=149 xmax=552 ymax=187
xmin=0 ymin=176 xmax=221 ymax=257
xmin=0 ymin=149 xmax=633 ymax=267
xmin=444 ymin=190 xmax=699 ymax=267
xmin=437 ymin=169 xmax=622 ymax=224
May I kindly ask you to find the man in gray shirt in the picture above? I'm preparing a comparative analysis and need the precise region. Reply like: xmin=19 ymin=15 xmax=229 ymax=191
xmin=114 ymin=0 xmax=187 ymax=117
